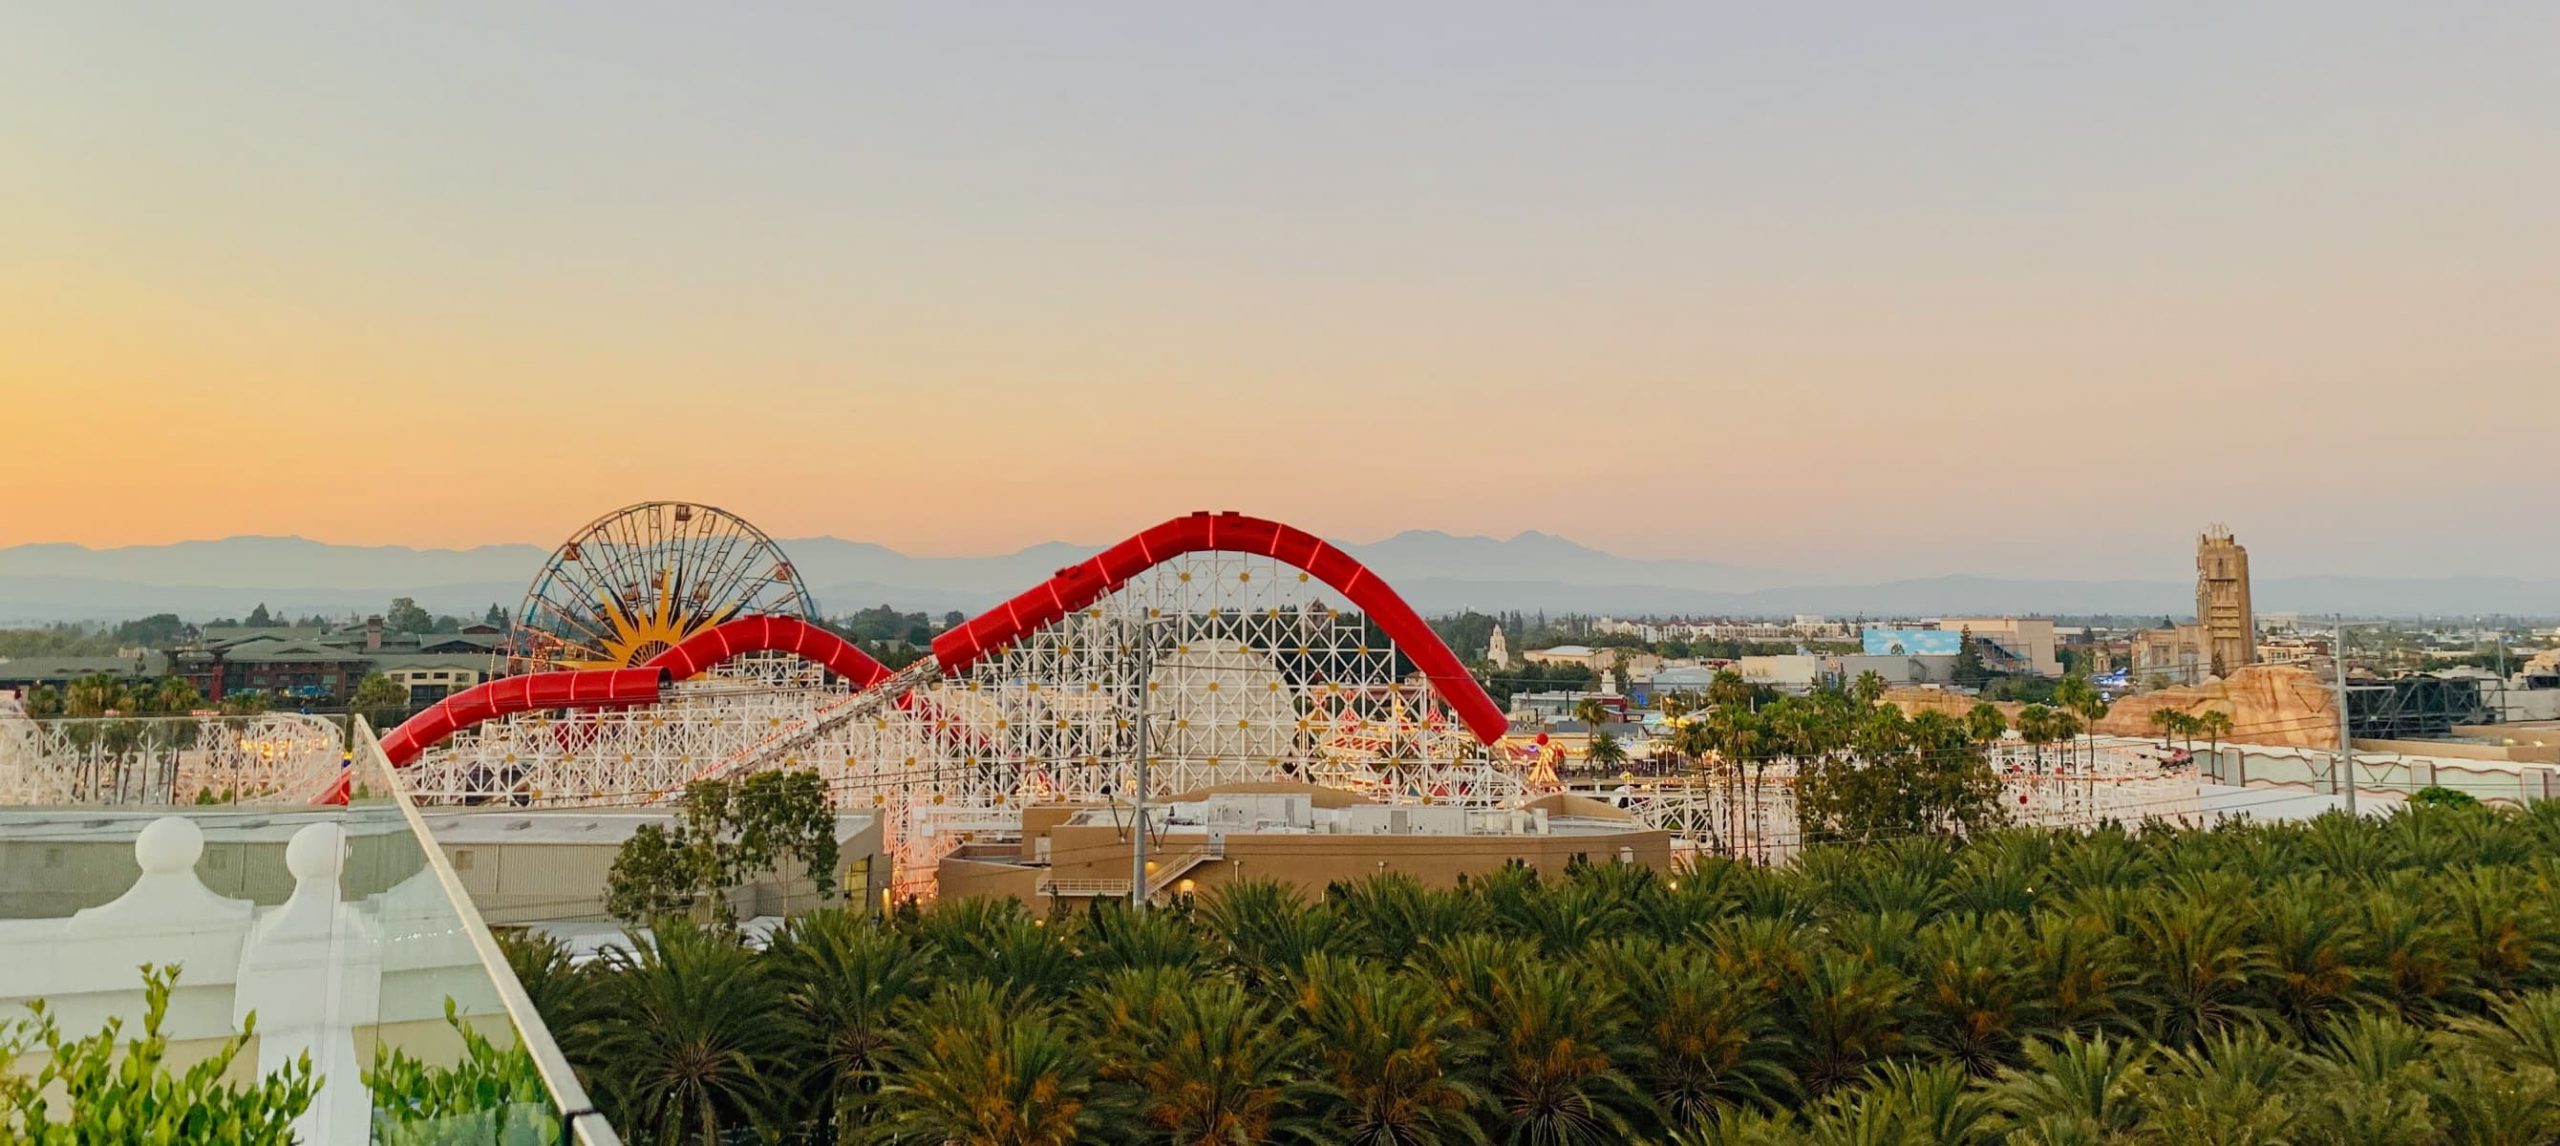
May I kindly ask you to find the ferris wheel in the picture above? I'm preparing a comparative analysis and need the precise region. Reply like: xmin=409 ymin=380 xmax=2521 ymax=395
xmin=508 ymin=501 xmax=817 ymax=673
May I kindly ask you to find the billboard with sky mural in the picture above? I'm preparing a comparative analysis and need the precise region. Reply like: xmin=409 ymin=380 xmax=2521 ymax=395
xmin=1863 ymin=628 xmax=1962 ymax=656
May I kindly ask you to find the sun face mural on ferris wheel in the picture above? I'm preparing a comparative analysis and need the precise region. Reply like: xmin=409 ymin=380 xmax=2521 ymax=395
xmin=506 ymin=501 xmax=817 ymax=673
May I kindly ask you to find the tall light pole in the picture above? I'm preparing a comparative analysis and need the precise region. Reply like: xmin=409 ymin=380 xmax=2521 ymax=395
xmin=2332 ymin=616 xmax=2357 ymax=817
xmin=1128 ymin=617 xmax=1162 ymax=909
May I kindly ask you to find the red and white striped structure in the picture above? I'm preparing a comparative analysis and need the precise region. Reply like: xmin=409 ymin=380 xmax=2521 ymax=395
xmin=385 ymin=511 xmax=1520 ymax=889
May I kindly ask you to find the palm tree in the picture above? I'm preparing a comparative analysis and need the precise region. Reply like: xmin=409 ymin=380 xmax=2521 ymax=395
xmin=2048 ymin=712 xmax=2085 ymax=769
xmin=1587 ymin=730 xmax=1629 ymax=774
xmin=874 ymin=983 xmax=1097 ymax=1146
xmin=2197 ymin=710 xmax=2233 ymax=765
xmin=765 ymin=908 xmax=933 ymax=1138
xmin=2149 ymin=709 xmax=2181 ymax=749
xmin=64 ymin=673 xmax=130 ymax=717
xmin=2016 ymin=705 xmax=2055 ymax=768
xmin=1965 ymin=702 xmax=2008 ymax=748
xmin=1591 ymin=938 xmax=1788 ymax=1125
xmin=1851 ymin=670 xmax=1889 ymax=710
xmin=1788 ymin=951 xmax=1913 ymax=1097
xmin=2129 ymin=1029 xmax=2301 ymax=1144
xmin=1291 ymin=954 xmax=1490 ymax=1146
xmin=1572 ymin=696 xmax=1611 ymax=733
xmin=1075 ymin=898 xmax=1212 ymax=973
xmin=589 ymin=918 xmax=794 ymax=1144
xmin=1460 ymin=957 xmax=1652 ymax=1142
xmin=148 ymin=676 xmax=202 ymax=715
xmin=2257 ymin=884 xmax=2371 ymax=1039
xmin=1413 ymin=941 xmax=1648 ymax=1146
xmin=2054 ymin=675 xmax=2106 ymax=775
xmin=1911 ymin=914 xmax=2044 ymax=1078
xmin=1703 ymin=705 xmax=1766 ymax=856
xmin=1986 ymin=1032 xmax=2151 ymax=1142
xmin=1197 ymin=879 xmax=1342 ymax=990
xmin=1668 ymin=718 xmax=1716 ymax=777
xmin=2130 ymin=894 xmax=2270 ymax=1049
xmin=1088 ymin=972 xmax=1318 ymax=1143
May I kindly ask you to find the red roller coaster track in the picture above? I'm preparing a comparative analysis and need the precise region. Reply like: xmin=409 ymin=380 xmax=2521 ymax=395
xmin=351 ymin=512 xmax=1503 ymax=801
xmin=933 ymin=512 xmax=1506 ymax=742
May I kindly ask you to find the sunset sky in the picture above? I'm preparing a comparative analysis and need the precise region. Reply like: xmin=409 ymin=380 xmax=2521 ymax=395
xmin=3 ymin=4 xmax=2552 ymax=582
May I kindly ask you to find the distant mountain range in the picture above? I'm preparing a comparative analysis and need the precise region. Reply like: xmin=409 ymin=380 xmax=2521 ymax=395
xmin=1 ymin=532 xmax=2553 ymax=624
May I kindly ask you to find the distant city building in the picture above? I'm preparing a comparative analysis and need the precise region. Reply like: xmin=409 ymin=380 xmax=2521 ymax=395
xmin=1936 ymin=617 xmax=2062 ymax=677
xmin=173 ymin=623 xmax=506 ymax=705
xmin=371 ymin=655 xmax=493 ymax=704
xmin=1522 ymin=645 xmax=1664 ymax=678
xmin=0 ymin=654 xmax=167 ymax=696
xmin=938 ymin=785 xmax=1672 ymax=904
xmin=1486 ymin=625 xmax=1511 ymax=669
xmin=1737 ymin=654 xmax=1824 ymax=692
xmin=2132 ymin=624 xmax=2213 ymax=687
xmin=2128 ymin=527 xmax=2260 ymax=688
xmin=2197 ymin=526 xmax=2257 ymax=677
xmin=1632 ymin=665 xmax=1723 ymax=705
xmin=1506 ymin=689 xmax=1630 ymax=725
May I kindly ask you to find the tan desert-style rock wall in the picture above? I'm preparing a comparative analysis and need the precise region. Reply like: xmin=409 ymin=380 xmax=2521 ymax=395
xmin=1887 ymin=664 xmax=2340 ymax=749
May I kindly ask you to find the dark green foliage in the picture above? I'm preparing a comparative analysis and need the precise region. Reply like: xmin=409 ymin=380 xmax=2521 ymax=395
xmin=603 ymin=770 xmax=840 ymax=927
xmin=0 ymin=964 xmax=318 ymax=1145
xmin=364 ymin=999 xmax=561 ymax=1145
xmin=520 ymin=800 xmax=2560 ymax=1144
xmin=2416 ymin=785 xmax=2484 ymax=809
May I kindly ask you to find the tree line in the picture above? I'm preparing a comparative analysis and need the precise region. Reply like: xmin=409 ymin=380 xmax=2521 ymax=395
xmin=506 ymin=798 xmax=2560 ymax=1145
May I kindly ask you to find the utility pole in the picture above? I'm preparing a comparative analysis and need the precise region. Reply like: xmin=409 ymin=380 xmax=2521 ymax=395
xmin=1128 ymin=619 xmax=1159 ymax=909
xmin=2332 ymin=616 xmax=2357 ymax=817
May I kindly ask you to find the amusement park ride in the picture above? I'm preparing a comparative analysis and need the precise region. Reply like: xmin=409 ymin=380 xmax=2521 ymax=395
xmin=0 ymin=501 xmax=2203 ymax=894
xmin=377 ymin=502 xmax=1531 ymax=893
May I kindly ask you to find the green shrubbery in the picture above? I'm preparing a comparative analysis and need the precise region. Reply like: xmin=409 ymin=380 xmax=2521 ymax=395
xmin=363 ymin=1000 xmax=558 ymax=1146
xmin=0 ymin=965 xmax=315 ymax=1145
xmin=512 ymin=799 xmax=2560 ymax=1144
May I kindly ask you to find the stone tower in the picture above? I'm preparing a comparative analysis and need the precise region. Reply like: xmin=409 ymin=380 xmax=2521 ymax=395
xmin=1487 ymin=625 xmax=1511 ymax=669
xmin=2196 ymin=526 xmax=2255 ymax=678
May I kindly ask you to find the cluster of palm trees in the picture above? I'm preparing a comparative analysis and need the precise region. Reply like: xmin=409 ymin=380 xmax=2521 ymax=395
xmin=18 ymin=672 xmax=211 ymax=718
xmin=1646 ymin=673 xmax=2015 ymax=852
xmin=509 ymin=798 xmax=2560 ymax=1144
xmin=2007 ymin=675 xmax=2110 ymax=771
xmin=2148 ymin=707 xmax=2235 ymax=759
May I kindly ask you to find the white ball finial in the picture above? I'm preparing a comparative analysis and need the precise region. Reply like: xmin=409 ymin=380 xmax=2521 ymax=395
xmin=134 ymin=816 xmax=205 ymax=875
xmin=285 ymin=822 xmax=345 ymax=882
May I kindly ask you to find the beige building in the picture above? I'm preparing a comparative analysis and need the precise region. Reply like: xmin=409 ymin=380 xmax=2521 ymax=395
xmin=1937 ymin=618 xmax=2062 ymax=677
xmin=423 ymin=809 xmax=885 ymax=925
xmin=2197 ymin=526 xmax=2256 ymax=677
xmin=937 ymin=783 xmax=1671 ymax=906
xmin=2133 ymin=623 xmax=2214 ymax=687
xmin=1522 ymin=644 xmax=1665 ymax=679
xmin=373 ymin=654 xmax=493 ymax=704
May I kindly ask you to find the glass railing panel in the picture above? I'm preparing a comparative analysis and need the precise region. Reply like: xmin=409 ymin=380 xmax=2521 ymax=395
xmin=0 ymin=712 xmax=618 ymax=1144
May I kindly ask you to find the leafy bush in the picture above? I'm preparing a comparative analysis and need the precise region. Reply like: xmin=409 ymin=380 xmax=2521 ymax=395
xmin=2414 ymin=785 xmax=2483 ymax=808
xmin=0 ymin=964 xmax=316 ymax=1145
xmin=362 ymin=999 xmax=560 ymax=1146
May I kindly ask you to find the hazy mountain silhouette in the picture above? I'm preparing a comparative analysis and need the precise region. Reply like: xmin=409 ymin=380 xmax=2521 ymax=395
xmin=1 ymin=533 xmax=2551 ymax=623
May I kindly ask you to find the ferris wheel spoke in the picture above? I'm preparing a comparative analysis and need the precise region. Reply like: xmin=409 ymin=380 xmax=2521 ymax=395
xmin=509 ymin=502 xmax=815 ymax=673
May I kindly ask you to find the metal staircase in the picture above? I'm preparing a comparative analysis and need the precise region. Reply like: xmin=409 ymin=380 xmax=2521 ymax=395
xmin=1035 ymin=836 xmax=1226 ymax=901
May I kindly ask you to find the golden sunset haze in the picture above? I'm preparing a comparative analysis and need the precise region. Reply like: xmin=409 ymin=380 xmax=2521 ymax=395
xmin=1 ymin=4 xmax=2551 ymax=581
